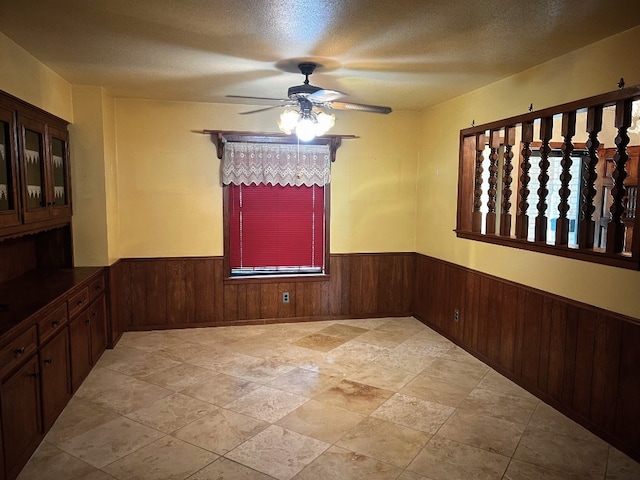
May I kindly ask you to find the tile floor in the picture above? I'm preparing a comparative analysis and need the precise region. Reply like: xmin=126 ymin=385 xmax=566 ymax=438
xmin=17 ymin=317 xmax=640 ymax=480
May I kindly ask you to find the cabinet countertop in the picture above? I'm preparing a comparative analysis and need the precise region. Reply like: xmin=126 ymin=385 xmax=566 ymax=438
xmin=0 ymin=267 xmax=103 ymax=344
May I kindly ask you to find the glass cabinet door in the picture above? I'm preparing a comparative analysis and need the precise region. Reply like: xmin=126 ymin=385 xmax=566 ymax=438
xmin=24 ymin=127 xmax=45 ymax=211
xmin=0 ymin=107 xmax=20 ymax=227
xmin=48 ymin=126 xmax=71 ymax=216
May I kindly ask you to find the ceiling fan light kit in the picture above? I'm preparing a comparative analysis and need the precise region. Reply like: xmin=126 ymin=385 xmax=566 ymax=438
xmin=229 ymin=62 xmax=391 ymax=142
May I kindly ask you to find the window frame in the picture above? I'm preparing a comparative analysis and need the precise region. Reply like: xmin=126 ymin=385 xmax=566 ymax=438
xmin=223 ymin=182 xmax=331 ymax=281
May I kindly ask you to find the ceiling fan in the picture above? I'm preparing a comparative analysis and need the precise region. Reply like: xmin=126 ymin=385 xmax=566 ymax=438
xmin=227 ymin=62 xmax=391 ymax=140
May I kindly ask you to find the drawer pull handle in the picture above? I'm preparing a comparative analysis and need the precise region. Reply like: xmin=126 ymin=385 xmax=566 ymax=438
xmin=44 ymin=358 xmax=53 ymax=365
xmin=52 ymin=320 xmax=60 ymax=327
xmin=15 ymin=347 xmax=26 ymax=356
xmin=77 ymin=299 xmax=84 ymax=305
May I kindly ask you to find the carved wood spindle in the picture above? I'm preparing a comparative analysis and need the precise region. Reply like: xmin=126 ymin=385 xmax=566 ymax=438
xmin=500 ymin=126 xmax=516 ymax=236
xmin=578 ymin=106 xmax=603 ymax=249
xmin=472 ymin=132 xmax=487 ymax=233
xmin=555 ymin=111 xmax=576 ymax=246
xmin=535 ymin=117 xmax=553 ymax=242
xmin=516 ymin=121 xmax=534 ymax=239
xmin=606 ymin=98 xmax=633 ymax=254
xmin=486 ymin=130 xmax=501 ymax=235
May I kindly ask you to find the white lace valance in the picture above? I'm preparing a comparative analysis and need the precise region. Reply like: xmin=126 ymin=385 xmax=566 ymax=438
xmin=222 ymin=142 xmax=331 ymax=187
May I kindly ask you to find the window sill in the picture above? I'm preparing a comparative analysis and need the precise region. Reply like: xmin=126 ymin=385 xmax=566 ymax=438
xmin=455 ymin=230 xmax=640 ymax=270
xmin=223 ymin=273 xmax=331 ymax=284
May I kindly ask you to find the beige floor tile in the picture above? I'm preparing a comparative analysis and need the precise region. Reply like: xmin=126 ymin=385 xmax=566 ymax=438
xmin=336 ymin=416 xmax=430 ymax=468
xmin=173 ymin=407 xmax=267 ymax=454
xmin=316 ymin=323 xmax=369 ymax=340
xmin=180 ymin=372 xmax=260 ymax=406
xmin=476 ymin=369 xmax=537 ymax=399
xmin=16 ymin=441 xmax=96 ymax=480
xmin=420 ymin=357 xmax=489 ymax=388
xmin=293 ymin=333 xmax=347 ymax=352
xmin=503 ymin=459 xmax=589 ymax=480
xmin=186 ymin=350 xmax=262 ymax=374
xmin=374 ymin=348 xmax=438 ymax=374
xmin=313 ymin=379 xmax=394 ymax=415
xmin=125 ymin=392 xmax=217 ymax=433
xmin=228 ymin=356 xmax=297 ymax=383
xmin=97 ymin=345 xmax=181 ymax=377
xmin=437 ymin=345 xmax=489 ymax=367
xmin=457 ymin=388 xmax=538 ymax=425
xmin=294 ymin=445 xmax=402 ymax=480
xmin=153 ymin=340 xmax=218 ymax=363
xmin=89 ymin=378 xmax=174 ymax=414
xmin=115 ymin=331 xmax=189 ymax=353
xmin=267 ymin=367 xmax=343 ymax=397
xmin=396 ymin=471 xmax=437 ymax=480
xmin=103 ymin=436 xmax=217 ymax=480
xmin=74 ymin=367 xmax=137 ymax=399
xmin=276 ymin=399 xmax=365 ymax=443
xmin=225 ymin=385 xmax=309 ymax=423
xmin=334 ymin=318 xmax=392 ymax=330
xmin=57 ymin=417 xmax=165 ymax=468
xmin=355 ymin=329 xmax=408 ymax=348
xmin=44 ymin=397 xmax=121 ymax=445
xmin=606 ymin=447 xmax=640 ymax=480
xmin=76 ymin=471 xmax=118 ymax=480
xmin=139 ymin=363 xmax=223 ymax=391
xmin=527 ymin=401 xmax=605 ymax=444
xmin=347 ymin=363 xmax=417 ymax=391
xmin=407 ymin=436 xmax=509 ymax=480
xmin=436 ymin=409 xmax=525 ymax=456
xmin=400 ymin=374 xmax=474 ymax=408
xmin=513 ymin=427 xmax=608 ymax=479
xmin=371 ymin=393 xmax=454 ymax=434
xmin=187 ymin=457 xmax=276 ymax=479
xmin=226 ymin=425 xmax=329 ymax=480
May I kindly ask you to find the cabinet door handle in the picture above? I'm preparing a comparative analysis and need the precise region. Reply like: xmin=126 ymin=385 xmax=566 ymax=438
xmin=52 ymin=320 xmax=60 ymax=327
xmin=77 ymin=299 xmax=84 ymax=305
xmin=91 ymin=312 xmax=97 ymax=318
xmin=15 ymin=347 xmax=26 ymax=356
xmin=85 ymin=318 xmax=91 ymax=324
xmin=44 ymin=358 xmax=53 ymax=365
xmin=29 ymin=371 xmax=40 ymax=378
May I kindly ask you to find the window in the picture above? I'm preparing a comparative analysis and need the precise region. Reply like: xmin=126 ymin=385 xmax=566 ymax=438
xmin=228 ymin=183 xmax=326 ymax=275
xmin=221 ymin=140 xmax=332 ymax=278
xmin=456 ymin=86 xmax=640 ymax=270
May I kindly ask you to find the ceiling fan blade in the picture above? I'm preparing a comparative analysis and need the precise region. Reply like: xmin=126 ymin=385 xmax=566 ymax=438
xmin=227 ymin=94 xmax=289 ymax=102
xmin=326 ymin=101 xmax=392 ymax=114
xmin=307 ymin=89 xmax=345 ymax=103
xmin=239 ymin=104 xmax=291 ymax=115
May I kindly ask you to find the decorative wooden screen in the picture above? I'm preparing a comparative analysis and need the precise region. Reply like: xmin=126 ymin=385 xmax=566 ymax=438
xmin=457 ymin=84 xmax=640 ymax=270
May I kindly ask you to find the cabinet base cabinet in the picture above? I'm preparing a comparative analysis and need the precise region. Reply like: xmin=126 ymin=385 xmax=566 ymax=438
xmin=40 ymin=330 xmax=72 ymax=430
xmin=69 ymin=294 xmax=106 ymax=392
xmin=1 ymin=357 xmax=42 ymax=480
xmin=69 ymin=314 xmax=92 ymax=392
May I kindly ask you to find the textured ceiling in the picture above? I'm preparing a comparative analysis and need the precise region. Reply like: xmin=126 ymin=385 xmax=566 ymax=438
xmin=1 ymin=0 xmax=640 ymax=112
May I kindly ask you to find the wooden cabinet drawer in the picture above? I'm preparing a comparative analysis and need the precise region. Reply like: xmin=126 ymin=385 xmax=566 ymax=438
xmin=0 ymin=326 xmax=37 ymax=379
xmin=37 ymin=303 xmax=68 ymax=345
xmin=67 ymin=287 xmax=89 ymax=318
xmin=88 ymin=275 xmax=105 ymax=300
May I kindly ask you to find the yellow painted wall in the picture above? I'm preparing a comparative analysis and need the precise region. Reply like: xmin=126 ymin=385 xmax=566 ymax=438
xmin=69 ymin=85 xmax=110 ymax=266
xmin=0 ymin=33 xmax=72 ymax=121
xmin=416 ymin=26 xmax=640 ymax=319
xmin=114 ymin=99 xmax=419 ymax=257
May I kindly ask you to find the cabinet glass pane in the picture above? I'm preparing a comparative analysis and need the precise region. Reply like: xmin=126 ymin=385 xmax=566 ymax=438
xmin=0 ymin=120 xmax=13 ymax=211
xmin=24 ymin=128 xmax=44 ymax=210
xmin=51 ymin=137 xmax=68 ymax=206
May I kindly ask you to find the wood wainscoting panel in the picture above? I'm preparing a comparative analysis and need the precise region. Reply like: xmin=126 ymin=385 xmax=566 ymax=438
xmin=110 ymin=253 xmax=414 ymax=330
xmin=412 ymin=253 xmax=640 ymax=463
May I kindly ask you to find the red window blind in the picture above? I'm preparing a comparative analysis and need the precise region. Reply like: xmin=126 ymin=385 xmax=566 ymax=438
xmin=229 ymin=183 xmax=325 ymax=274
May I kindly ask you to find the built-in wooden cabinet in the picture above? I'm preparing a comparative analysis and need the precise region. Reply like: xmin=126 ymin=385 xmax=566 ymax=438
xmin=0 ymin=269 xmax=106 ymax=480
xmin=0 ymin=356 xmax=42 ymax=480
xmin=0 ymin=90 xmax=71 ymax=238
xmin=69 ymin=295 xmax=106 ymax=391
xmin=39 ymin=328 xmax=71 ymax=430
